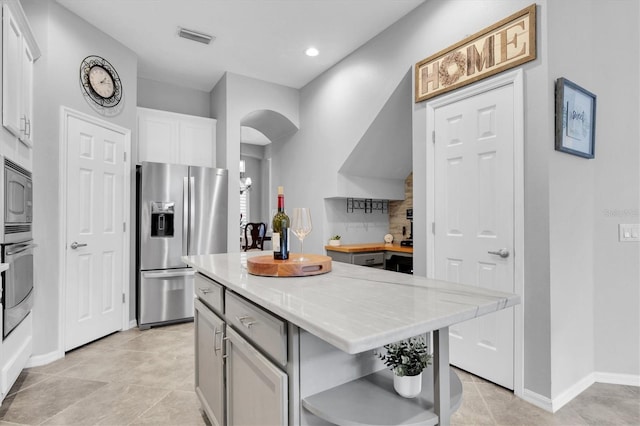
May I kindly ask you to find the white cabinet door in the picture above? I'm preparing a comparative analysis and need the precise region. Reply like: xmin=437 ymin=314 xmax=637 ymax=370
xmin=137 ymin=108 xmax=179 ymax=164
xmin=19 ymin=41 xmax=34 ymax=146
xmin=2 ymin=3 xmax=37 ymax=151
xmin=195 ymin=299 xmax=225 ymax=426
xmin=2 ymin=4 xmax=22 ymax=138
xmin=137 ymin=107 xmax=215 ymax=167
xmin=226 ymin=326 xmax=288 ymax=426
xmin=178 ymin=115 xmax=214 ymax=167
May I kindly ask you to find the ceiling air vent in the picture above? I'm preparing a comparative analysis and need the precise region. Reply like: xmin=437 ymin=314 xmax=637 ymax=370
xmin=177 ymin=27 xmax=214 ymax=45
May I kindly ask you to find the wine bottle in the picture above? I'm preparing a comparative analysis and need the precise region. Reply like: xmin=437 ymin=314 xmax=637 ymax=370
xmin=272 ymin=186 xmax=290 ymax=260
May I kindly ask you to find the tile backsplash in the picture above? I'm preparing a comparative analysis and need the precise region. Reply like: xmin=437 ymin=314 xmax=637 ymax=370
xmin=388 ymin=173 xmax=412 ymax=244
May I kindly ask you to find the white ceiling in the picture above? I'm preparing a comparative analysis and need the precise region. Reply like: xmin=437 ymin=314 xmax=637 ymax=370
xmin=57 ymin=0 xmax=425 ymax=92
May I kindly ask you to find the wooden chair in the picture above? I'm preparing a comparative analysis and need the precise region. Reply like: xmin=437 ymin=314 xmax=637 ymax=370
xmin=244 ymin=222 xmax=267 ymax=251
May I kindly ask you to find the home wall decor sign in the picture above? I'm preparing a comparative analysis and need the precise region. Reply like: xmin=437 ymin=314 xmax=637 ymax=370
xmin=415 ymin=4 xmax=536 ymax=102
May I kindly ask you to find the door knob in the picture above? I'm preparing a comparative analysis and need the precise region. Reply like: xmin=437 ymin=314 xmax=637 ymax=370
xmin=70 ymin=241 xmax=88 ymax=250
xmin=488 ymin=248 xmax=510 ymax=258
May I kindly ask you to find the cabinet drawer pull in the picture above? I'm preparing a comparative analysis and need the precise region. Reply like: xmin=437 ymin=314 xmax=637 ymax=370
xmin=214 ymin=328 xmax=223 ymax=355
xmin=199 ymin=287 xmax=212 ymax=294
xmin=236 ymin=315 xmax=257 ymax=329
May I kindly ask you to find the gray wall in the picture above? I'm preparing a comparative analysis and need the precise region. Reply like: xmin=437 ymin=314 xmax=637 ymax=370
xmin=281 ymin=1 xmax=552 ymax=399
xmin=591 ymin=1 xmax=639 ymax=377
xmin=137 ymin=77 xmax=210 ymax=118
xmin=240 ymin=153 xmax=263 ymax=223
xmin=547 ymin=0 xmax=596 ymax=397
xmin=22 ymin=0 xmax=138 ymax=357
xmin=546 ymin=0 xmax=640 ymax=384
xmin=240 ymin=143 xmax=268 ymax=224
xmin=270 ymin=0 xmax=639 ymax=400
xmin=211 ymin=73 xmax=299 ymax=251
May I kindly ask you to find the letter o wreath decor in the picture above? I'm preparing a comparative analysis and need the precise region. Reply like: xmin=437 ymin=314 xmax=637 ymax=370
xmin=439 ymin=52 xmax=467 ymax=86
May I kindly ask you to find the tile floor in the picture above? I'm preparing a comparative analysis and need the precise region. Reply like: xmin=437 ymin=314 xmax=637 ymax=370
xmin=0 ymin=322 xmax=638 ymax=425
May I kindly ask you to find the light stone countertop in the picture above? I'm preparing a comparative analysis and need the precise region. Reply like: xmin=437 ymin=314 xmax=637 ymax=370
xmin=183 ymin=252 xmax=520 ymax=354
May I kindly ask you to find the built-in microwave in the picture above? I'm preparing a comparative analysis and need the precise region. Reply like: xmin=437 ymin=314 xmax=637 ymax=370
xmin=4 ymin=158 xmax=32 ymax=243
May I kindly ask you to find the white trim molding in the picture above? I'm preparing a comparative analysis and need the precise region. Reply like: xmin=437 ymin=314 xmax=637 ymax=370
xmin=26 ymin=350 xmax=61 ymax=368
xmin=523 ymin=372 xmax=640 ymax=413
xmin=551 ymin=374 xmax=595 ymax=413
xmin=594 ymin=372 xmax=640 ymax=387
xmin=521 ymin=388 xmax=554 ymax=413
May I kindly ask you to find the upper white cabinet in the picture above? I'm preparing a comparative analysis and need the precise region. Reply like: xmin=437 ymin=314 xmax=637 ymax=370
xmin=2 ymin=2 xmax=40 ymax=148
xmin=137 ymin=107 xmax=216 ymax=168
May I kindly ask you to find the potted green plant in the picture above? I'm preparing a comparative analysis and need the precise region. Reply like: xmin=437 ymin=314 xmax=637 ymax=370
xmin=376 ymin=336 xmax=432 ymax=398
xmin=328 ymin=235 xmax=341 ymax=246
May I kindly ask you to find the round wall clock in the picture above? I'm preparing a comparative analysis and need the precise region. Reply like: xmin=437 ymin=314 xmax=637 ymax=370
xmin=79 ymin=55 xmax=123 ymax=108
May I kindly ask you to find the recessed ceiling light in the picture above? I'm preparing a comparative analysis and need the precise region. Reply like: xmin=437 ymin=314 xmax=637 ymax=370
xmin=178 ymin=27 xmax=214 ymax=45
xmin=305 ymin=47 xmax=319 ymax=57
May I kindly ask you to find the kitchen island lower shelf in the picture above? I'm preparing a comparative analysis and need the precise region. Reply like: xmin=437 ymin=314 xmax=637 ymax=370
xmin=302 ymin=367 xmax=462 ymax=426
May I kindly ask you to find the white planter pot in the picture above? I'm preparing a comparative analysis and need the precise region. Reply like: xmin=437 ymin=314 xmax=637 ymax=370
xmin=328 ymin=240 xmax=341 ymax=246
xmin=393 ymin=373 xmax=422 ymax=398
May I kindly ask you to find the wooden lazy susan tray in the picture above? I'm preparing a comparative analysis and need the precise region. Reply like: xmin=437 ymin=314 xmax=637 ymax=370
xmin=247 ymin=254 xmax=332 ymax=277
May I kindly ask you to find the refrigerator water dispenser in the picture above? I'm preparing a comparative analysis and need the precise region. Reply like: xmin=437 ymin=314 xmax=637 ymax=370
xmin=151 ymin=202 xmax=175 ymax=237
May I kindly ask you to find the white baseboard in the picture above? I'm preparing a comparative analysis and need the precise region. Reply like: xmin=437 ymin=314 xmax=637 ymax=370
xmin=27 ymin=320 xmax=139 ymax=369
xmin=26 ymin=349 xmax=63 ymax=368
xmin=594 ymin=371 xmax=640 ymax=387
xmin=522 ymin=371 xmax=640 ymax=414
xmin=521 ymin=388 xmax=553 ymax=412
xmin=551 ymin=373 xmax=596 ymax=412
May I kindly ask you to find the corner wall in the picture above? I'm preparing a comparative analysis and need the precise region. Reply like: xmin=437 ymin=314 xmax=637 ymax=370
xmin=546 ymin=0 xmax=640 ymax=399
xmin=210 ymin=73 xmax=299 ymax=251
xmin=22 ymin=0 xmax=138 ymax=357
xmin=591 ymin=0 xmax=640 ymax=381
xmin=280 ymin=0 xmax=553 ymax=398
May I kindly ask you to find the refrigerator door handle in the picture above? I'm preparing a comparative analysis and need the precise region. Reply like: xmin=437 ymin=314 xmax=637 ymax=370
xmin=189 ymin=176 xmax=195 ymax=253
xmin=142 ymin=269 xmax=196 ymax=279
xmin=183 ymin=176 xmax=189 ymax=255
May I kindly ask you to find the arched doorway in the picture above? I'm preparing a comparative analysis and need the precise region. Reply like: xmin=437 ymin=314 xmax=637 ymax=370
xmin=238 ymin=110 xmax=298 ymax=250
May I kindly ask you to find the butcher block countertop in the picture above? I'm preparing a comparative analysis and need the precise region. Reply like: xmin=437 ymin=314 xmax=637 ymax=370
xmin=324 ymin=242 xmax=413 ymax=254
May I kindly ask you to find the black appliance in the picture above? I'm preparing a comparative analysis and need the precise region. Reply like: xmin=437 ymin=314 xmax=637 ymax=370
xmin=401 ymin=208 xmax=413 ymax=247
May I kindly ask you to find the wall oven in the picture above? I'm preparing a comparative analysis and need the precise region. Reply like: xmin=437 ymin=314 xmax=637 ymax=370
xmin=4 ymin=158 xmax=33 ymax=243
xmin=1 ymin=158 xmax=34 ymax=339
xmin=2 ymin=240 xmax=34 ymax=338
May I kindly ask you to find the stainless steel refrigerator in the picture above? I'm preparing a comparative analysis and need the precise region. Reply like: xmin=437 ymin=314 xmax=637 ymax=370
xmin=136 ymin=161 xmax=228 ymax=329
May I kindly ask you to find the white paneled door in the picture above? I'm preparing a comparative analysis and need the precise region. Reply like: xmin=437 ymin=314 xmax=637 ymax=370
xmin=65 ymin=115 xmax=125 ymax=351
xmin=434 ymin=84 xmax=515 ymax=389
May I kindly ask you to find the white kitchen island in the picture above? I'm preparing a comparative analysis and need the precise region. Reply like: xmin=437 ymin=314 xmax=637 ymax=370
xmin=184 ymin=252 xmax=520 ymax=426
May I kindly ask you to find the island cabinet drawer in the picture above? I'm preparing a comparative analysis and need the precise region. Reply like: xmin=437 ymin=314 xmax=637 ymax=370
xmin=225 ymin=291 xmax=287 ymax=367
xmin=195 ymin=274 xmax=224 ymax=315
xmin=352 ymin=252 xmax=384 ymax=267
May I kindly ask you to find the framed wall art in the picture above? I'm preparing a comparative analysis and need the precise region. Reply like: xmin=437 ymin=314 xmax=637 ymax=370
xmin=555 ymin=77 xmax=596 ymax=159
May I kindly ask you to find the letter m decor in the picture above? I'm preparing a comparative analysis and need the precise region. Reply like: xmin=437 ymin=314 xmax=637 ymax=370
xmin=415 ymin=4 xmax=536 ymax=103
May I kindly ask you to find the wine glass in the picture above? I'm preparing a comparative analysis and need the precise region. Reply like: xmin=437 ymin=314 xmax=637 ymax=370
xmin=291 ymin=208 xmax=312 ymax=261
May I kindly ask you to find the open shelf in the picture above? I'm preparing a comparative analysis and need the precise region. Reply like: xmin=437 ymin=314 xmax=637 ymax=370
xmin=346 ymin=198 xmax=389 ymax=213
xmin=302 ymin=367 xmax=462 ymax=426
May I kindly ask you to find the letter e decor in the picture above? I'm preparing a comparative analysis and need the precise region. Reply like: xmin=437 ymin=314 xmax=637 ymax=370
xmin=415 ymin=4 xmax=536 ymax=102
